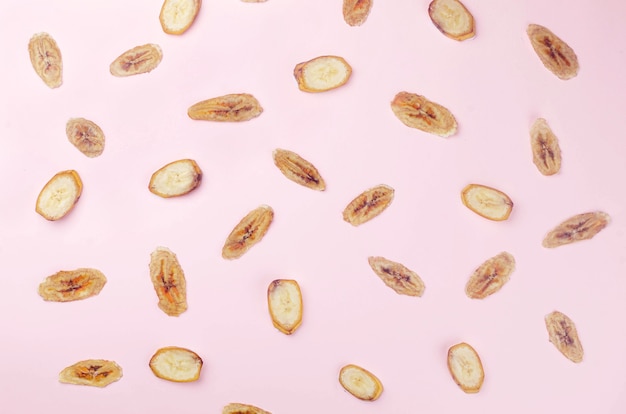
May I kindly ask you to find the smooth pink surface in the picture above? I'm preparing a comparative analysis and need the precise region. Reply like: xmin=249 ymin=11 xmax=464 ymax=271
xmin=2 ymin=1 xmax=626 ymax=413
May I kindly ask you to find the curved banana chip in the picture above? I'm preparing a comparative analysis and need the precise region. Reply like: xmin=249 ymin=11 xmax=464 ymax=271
xmin=223 ymin=403 xmax=272 ymax=414
xmin=59 ymin=359 xmax=122 ymax=387
xmin=28 ymin=32 xmax=62 ymax=88
xmin=160 ymin=0 xmax=202 ymax=35
xmin=149 ymin=346 xmax=203 ymax=382
xmin=461 ymin=183 xmax=513 ymax=221
xmin=267 ymin=279 xmax=303 ymax=335
xmin=447 ymin=342 xmax=484 ymax=393
xmin=294 ymin=56 xmax=352 ymax=93
xmin=428 ymin=0 xmax=475 ymax=41
xmin=35 ymin=170 xmax=83 ymax=221
xmin=339 ymin=364 xmax=384 ymax=401
xmin=38 ymin=268 xmax=106 ymax=302
xmin=149 ymin=159 xmax=202 ymax=198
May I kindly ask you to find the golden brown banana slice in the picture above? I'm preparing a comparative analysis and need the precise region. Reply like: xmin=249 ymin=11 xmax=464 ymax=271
xmin=545 ymin=311 xmax=584 ymax=363
xmin=465 ymin=252 xmax=515 ymax=299
xmin=66 ymin=118 xmax=105 ymax=158
xmin=527 ymin=24 xmax=579 ymax=80
xmin=110 ymin=44 xmax=163 ymax=77
xmin=447 ymin=342 xmax=484 ymax=393
xmin=160 ymin=0 xmax=202 ymax=35
xmin=267 ymin=279 xmax=303 ymax=335
xmin=149 ymin=159 xmax=202 ymax=198
xmin=272 ymin=149 xmax=326 ymax=191
xmin=342 ymin=184 xmax=394 ymax=226
xmin=28 ymin=32 xmax=62 ymax=88
xmin=339 ymin=364 xmax=383 ymax=401
xmin=390 ymin=92 xmax=457 ymax=137
xmin=367 ymin=256 xmax=425 ymax=297
xmin=59 ymin=359 xmax=122 ymax=387
xmin=461 ymin=184 xmax=513 ymax=221
xmin=222 ymin=205 xmax=274 ymax=259
xmin=542 ymin=211 xmax=610 ymax=248
xmin=149 ymin=346 xmax=203 ymax=382
xmin=38 ymin=268 xmax=106 ymax=302
xmin=223 ymin=403 xmax=271 ymax=414
xmin=428 ymin=0 xmax=475 ymax=41
xmin=35 ymin=170 xmax=83 ymax=221
xmin=149 ymin=247 xmax=188 ymax=316
xmin=188 ymin=93 xmax=263 ymax=122
xmin=294 ymin=56 xmax=352 ymax=93
xmin=343 ymin=0 xmax=373 ymax=27
xmin=530 ymin=118 xmax=562 ymax=176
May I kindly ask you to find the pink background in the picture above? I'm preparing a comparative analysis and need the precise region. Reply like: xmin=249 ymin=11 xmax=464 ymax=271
xmin=2 ymin=0 xmax=626 ymax=412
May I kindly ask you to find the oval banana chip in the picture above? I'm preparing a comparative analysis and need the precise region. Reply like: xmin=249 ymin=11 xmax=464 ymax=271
xmin=272 ymin=149 xmax=326 ymax=191
xmin=149 ymin=159 xmax=202 ymax=198
xmin=149 ymin=346 xmax=203 ymax=382
xmin=38 ymin=268 xmax=107 ymax=302
xmin=530 ymin=118 xmax=562 ymax=176
xmin=160 ymin=0 xmax=202 ymax=35
xmin=66 ymin=118 xmax=105 ymax=158
xmin=343 ymin=0 xmax=373 ymax=27
xmin=465 ymin=252 xmax=515 ymax=299
xmin=342 ymin=184 xmax=394 ymax=226
xmin=222 ymin=205 xmax=274 ymax=259
xmin=110 ymin=43 xmax=163 ymax=77
xmin=428 ymin=0 xmax=475 ymax=41
xmin=223 ymin=403 xmax=272 ymax=414
xmin=28 ymin=32 xmax=62 ymax=88
xmin=527 ymin=24 xmax=579 ymax=80
xmin=293 ymin=55 xmax=352 ymax=93
xmin=447 ymin=342 xmax=484 ymax=393
xmin=267 ymin=279 xmax=303 ymax=335
xmin=461 ymin=183 xmax=513 ymax=221
xmin=542 ymin=211 xmax=610 ymax=248
xmin=149 ymin=247 xmax=188 ymax=316
xmin=339 ymin=364 xmax=384 ymax=401
xmin=390 ymin=92 xmax=457 ymax=137
xmin=545 ymin=310 xmax=584 ymax=363
xmin=188 ymin=93 xmax=263 ymax=122
xmin=35 ymin=170 xmax=83 ymax=221
xmin=367 ymin=256 xmax=425 ymax=297
xmin=59 ymin=359 xmax=122 ymax=387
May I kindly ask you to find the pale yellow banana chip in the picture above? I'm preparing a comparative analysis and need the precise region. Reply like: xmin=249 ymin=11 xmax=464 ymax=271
xmin=188 ymin=93 xmax=263 ymax=122
xmin=149 ymin=247 xmax=188 ymax=316
xmin=223 ymin=403 xmax=272 ymax=414
xmin=342 ymin=184 xmax=394 ymax=226
xmin=294 ymin=56 xmax=352 ymax=92
xmin=527 ymin=24 xmax=579 ymax=80
xmin=367 ymin=256 xmax=425 ymax=297
xmin=110 ymin=44 xmax=163 ymax=77
xmin=339 ymin=364 xmax=383 ymax=401
xmin=149 ymin=346 xmax=203 ymax=382
xmin=38 ymin=268 xmax=106 ymax=302
xmin=530 ymin=118 xmax=562 ymax=176
xmin=542 ymin=211 xmax=610 ymax=248
xmin=160 ymin=0 xmax=202 ymax=35
xmin=267 ymin=279 xmax=303 ymax=335
xmin=222 ymin=205 xmax=274 ymax=259
xmin=35 ymin=170 xmax=83 ymax=221
xmin=149 ymin=159 xmax=202 ymax=198
xmin=28 ymin=32 xmax=62 ymax=88
xmin=447 ymin=342 xmax=484 ymax=393
xmin=461 ymin=184 xmax=513 ymax=221
xmin=428 ymin=0 xmax=475 ymax=41
xmin=272 ymin=149 xmax=326 ymax=191
xmin=59 ymin=359 xmax=122 ymax=387
xmin=66 ymin=118 xmax=105 ymax=158
xmin=465 ymin=252 xmax=515 ymax=299
xmin=390 ymin=92 xmax=457 ymax=137
xmin=545 ymin=310 xmax=584 ymax=363
xmin=343 ymin=0 xmax=373 ymax=27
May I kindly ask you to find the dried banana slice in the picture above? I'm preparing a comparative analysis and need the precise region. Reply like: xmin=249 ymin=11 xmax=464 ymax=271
xmin=66 ymin=118 xmax=105 ymax=158
xmin=59 ymin=359 xmax=122 ymax=387
xmin=542 ymin=211 xmax=610 ymax=248
xmin=339 ymin=364 xmax=383 ymax=401
xmin=527 ymin=24 xmax=579 ymax=80
xmin=447 ymin=342 xmax=484 ymax=393
xmin=465 ymin=252 xmax=515 ymax=299
xmin=160 ymin=0 xmax=202 ymax=35
xmin=294 ymin=56 xmax=352 ymax=93
xmin=343 ymin=0 xmax=373 ymax=27
xmin=149 ymin=346 xmax=203 ymax=382
xmin=367 ymin=256 xmax=425 ymax=297
xmin=35 ymin=170 xmax=83 ymax=221
xmin=149 ymin=247 xmax=188 ymax=316
xmin=38 ymin=268 xmax=107 ymax=302
xmin=188 ymin=93 xmax=263 ymax=122
xmin=390 ymin=92 xmax=457 ymax=137
xmin=461 ymin=184 xmax=513 ymax=221
xmin=545 ymin=310 xmax=584 ymax=363
xmin=223 ymin=403 xmax=271 ymax=414
xmin=272 ymin=149 xmax=326 ymax=191
xmin=267 ymin=279 xmax=303 ymax=335
xmin=428 ymin=0 xmax=475 ymax=41
xmin=342 ymin=184 xmax=394 ymax=226
xmin=110 ymin=44 xmax=163 ymax=77
xmin=530 ymin=118 xmax=562 ymax=176
xmin=149 ymin=159 xmax=202 ymax=198
xmin=28 ymin=32 xmax=62 ymax=88
xmin=222 ymin=205 xmax=274 ymax=259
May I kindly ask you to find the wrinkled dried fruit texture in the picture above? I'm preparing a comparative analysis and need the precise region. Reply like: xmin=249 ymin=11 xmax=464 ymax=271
xmin=465 ymin=252 xmax=515 ymax=299
xmin=110 ymin=44 xmax=163 ymax=77
xmin=447 ymin=343 xmax=484 ymax=393
xmin=59 ymin=359 xmax=122 ymax=387
xmin=294 ymin=56 xmax=352 ymax=92
xmin=343 ymin=184 xmax=394 ymax=226
xmin=367 ymin=257 xmax=425 ymax=297
xmin=527 ymin=24 xmax=579 ymax=80
xmin=188 ymin=93 xmax=263 ymax=122
xmin=461 ymin=184 xmax=513 ymax=221
xmin=545 ymin=311 xmax=584 ymax=363
xmin=223 ymin=403 xmax=272 ymax=414
xmin=160 ymin=0 xmax=202 ymax=35
xmin=28 ymin=32 xmax=62 ymax=88
xmin=38 ymin=268 xmax=107 ymax=302
xmin=530 ymin=118 xmax=562 ymax=176
xmin=149 ymin=346 xmax=203 ymax=382
xmin=343 ymin=0 xmax=373 ymax=26
xmin=149 ymin=247 xmax=188 ymax=316
xmin=35 ymin=170 xmax=83 ymax=221
xmin=542 ymin=211 xmax=610 ymax=248
xmin=149 ymin=159 xmax=202 ymax=198
xmin=272 ymin=149 xmax=326 ymax=191
xmin=66 ymin=118 xmax=105 ymax=158
xmin=339 ymin=364 xmax=384 ymax=401
xmin=222 ymin=205 xmax=274 ymax=259
xmin=268 ymin=279 xmax=303 ymax=335
xmin=391 ymin=92 xmax=457 ymax=137
xmin=428 ymin=0 xmax=475 ymax=41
